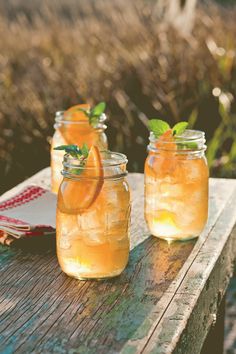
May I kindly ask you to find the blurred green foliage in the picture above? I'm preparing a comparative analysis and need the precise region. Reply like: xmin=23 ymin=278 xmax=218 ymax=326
xmin=0 ymin=0 xmax=236 ymax=194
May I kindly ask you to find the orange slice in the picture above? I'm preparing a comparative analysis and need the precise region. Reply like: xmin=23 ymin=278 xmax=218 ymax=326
xmin=60 ymin=103 xmax=94 ymax=145
xmin=155 ymin=129 xmax=176 ymax=151
xmin=64 ymin=103 xmax=90 ymax=121
xmin=58 ymin=145 xmax=104 ymax=214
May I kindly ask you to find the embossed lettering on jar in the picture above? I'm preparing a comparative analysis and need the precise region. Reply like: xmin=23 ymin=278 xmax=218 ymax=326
xmin=145 ymin=130 xmax=209 ymax=241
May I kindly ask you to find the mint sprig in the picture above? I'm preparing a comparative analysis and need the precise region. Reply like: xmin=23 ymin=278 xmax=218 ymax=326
xmin=148 ymin=119 xmax=198 ymax=150
xmin=54 ymin=144 xmax=89 ymax=175
xmin=148 ymin=119 xmax=188 ymax=138
xmin=81 ymin=143 xmax=89 ymax=157
xmin=172 ymin=122 xmax=188 ymax=136
xmin=54 ymin=143 xmax=89 ymax=159
xmin=78 ymin=101 xmax=106 ymax=127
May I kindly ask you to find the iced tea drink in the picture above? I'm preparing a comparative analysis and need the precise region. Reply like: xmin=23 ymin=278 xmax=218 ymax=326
xmin=56 ymin=146 xmax=130 ymax=279
xmin=145 ymin=123 xmax=209 ymax=241
xmin=51 ymin=103 xmax=108 ymax=193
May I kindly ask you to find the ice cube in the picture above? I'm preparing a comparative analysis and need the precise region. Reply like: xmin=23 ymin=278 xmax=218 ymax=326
xmin=190 ymin=189 xmax=206 ymax=204
xmin=57 ymin=213 xmax=75 ymax=235
xmin=57 ymin=212 xmax=80 ymax=249
xmin=79 ymin=208 xmax=104 ymax=230
xmin=106 ymin=205 xmax=130 ymax=241
xmin=59 ymin=237 xmax=71 ymax=250
xmin=183 ymin=159 xmax=202 ymax=181
xmin=159 ymin=179 xmax=183 ymax=198
xmin=83 ymin=231 xmax=106 ymax=246
xmin=105 ymin=189 xmax=119 ymax=206
xmin=177 ymin=205 xmax=195 ymax=228
xmin=79 ymin=207 xmax=106 ymax=245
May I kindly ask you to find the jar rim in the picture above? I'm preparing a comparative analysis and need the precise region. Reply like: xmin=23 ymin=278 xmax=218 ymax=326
xmin=148 ymin=129 xmax=206 ymax=153
xmin=149 ymin=129 xmax=205 ymax=142
xmin=55 ymin=111 xmax=107 ymax=125
xmin=63 ymin=150 xmax=128 ymax=170
xmin=62 ymin=150 xmax=128 ymax=180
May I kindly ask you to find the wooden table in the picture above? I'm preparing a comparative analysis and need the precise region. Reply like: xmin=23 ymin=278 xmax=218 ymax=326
xmin=0 ymin=168 xmax=236 ymax=354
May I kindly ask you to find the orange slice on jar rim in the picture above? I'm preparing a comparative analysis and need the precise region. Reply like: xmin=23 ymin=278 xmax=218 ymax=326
xmin=60 ymin=103 xmax=94 ymax=145
xmin=58 ymin=145 xmax=104 ymax=214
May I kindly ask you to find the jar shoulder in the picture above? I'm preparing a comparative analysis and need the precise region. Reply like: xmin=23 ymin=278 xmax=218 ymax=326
xmin=145 ymin=153 xmax=209 ymax=179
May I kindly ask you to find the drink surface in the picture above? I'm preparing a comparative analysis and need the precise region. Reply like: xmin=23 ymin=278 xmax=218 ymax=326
xmin=51 ymin=104 xmax=108 ymax=193
xmin=145 ymin=130 xmax=209 ymax=241
xmin=56 ymin=150 xmax=130 ymax=280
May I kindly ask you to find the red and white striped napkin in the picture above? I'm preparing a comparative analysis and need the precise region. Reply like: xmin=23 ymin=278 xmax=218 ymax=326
xmin=0 ymin=186 xmax=56 ymax=246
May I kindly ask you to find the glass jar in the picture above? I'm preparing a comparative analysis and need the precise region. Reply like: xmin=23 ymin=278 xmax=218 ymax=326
xmin=145 ymin=130 xmax=209 ymax=241
xmin=51 ymin=110 xmax=108 ymax=193
xmin=56 ymin=151 xmax=130 ymax=280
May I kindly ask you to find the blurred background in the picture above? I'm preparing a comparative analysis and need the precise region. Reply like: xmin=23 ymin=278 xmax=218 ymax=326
xmin=0 ymin=0 xmax=236 ymax=195
xmin=0 ymin=0 xmax=236 ymax=351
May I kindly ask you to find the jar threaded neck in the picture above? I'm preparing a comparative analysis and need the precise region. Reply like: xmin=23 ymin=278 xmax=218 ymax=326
xmin=148 ymin=129 xmax=206 ymax=154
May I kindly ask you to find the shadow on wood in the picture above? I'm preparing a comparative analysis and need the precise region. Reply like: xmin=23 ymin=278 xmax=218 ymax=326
xmin=0 ymin=235 xmax=196 ymax=353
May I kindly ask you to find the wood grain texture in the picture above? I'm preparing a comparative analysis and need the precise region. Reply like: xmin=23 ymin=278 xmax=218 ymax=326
xmin=0 ymin=168 xmax=236 ymax=354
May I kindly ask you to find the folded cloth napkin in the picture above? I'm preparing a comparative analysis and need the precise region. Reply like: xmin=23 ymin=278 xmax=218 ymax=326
xmin=0 ymin=186 xmax=56 ymax=246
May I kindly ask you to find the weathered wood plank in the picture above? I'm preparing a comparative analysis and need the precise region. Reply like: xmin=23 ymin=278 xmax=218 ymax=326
xmin=139 ymin=190 xmax=236 ymax=354
xmin=0 ymin=238 xmax=194 ymax=353
xmin=0 ymin=169 xmax=236 ymax=354
xmin=121 ymin=179 xmax=236 ymax=353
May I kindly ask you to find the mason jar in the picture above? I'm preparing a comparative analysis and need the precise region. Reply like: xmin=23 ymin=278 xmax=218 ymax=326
xmin=145 ymin=130 xmax=209 ymax=241
xmin=51 ymin=108 xmax=108 ymax=193
xmin=56 ymin=151 xmax=130 ymax=280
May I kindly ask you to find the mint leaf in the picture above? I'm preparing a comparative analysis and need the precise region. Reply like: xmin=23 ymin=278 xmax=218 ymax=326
xmin=81 ymin=143 xmax=89 ymax=158
xmin=148 ymin=119 xmax=170 ymax=138
xmin=54 ymin=144 xmax=90 ymax=175
xmin=177 ymin=142 xmax=198 ymax=150
xmin=54 ymin=144 xmax=80 ymax=158
xmin=172 ymin=122 xmax=188 ymax=136
xmin=90 ymin=102 xmax=106 ymax=117
xmin=89 ymin=116 xmax=100 ymax=127
xmin=89 ymin=101 xmax=106 ymax=127
xmin=54 ymin=144 xmax=89 ymax=159
xmin=77 ymin=102 xmax=106 ymax=127
xmin=70 ymin=165 xmax=85 ymax=176
xmin=54 ymin=144 xmax=78 ymax=152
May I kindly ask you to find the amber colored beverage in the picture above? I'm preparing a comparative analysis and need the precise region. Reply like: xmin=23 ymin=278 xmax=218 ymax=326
xmin=145 ymin=130 xmax=209 ymax=241
xmin=56 ymin=149 xmax=130 ymax=280
xmin=51 ymin=104 xmax=108 ymax=193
